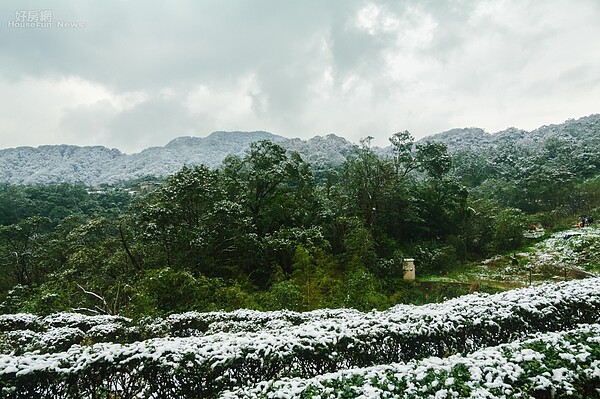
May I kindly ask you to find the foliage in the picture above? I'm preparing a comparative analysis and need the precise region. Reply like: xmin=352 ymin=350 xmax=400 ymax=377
xmin=2 ymin=121 xmax=600 ymax=397
xmin=0 ymin=278 xmax=598 ymax=398
xmin=229 ymin=324 xmax=600 ymax=398
xmin=1 ymin=130 xmax=600 ymax=317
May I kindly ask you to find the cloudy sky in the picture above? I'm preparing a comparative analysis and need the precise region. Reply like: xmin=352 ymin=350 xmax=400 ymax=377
xmin=1 ymin=1 xmax=599 ymax=153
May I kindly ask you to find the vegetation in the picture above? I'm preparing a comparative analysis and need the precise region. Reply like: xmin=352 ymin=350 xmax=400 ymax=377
xmin=230 ymin=324 xmax=600 ymax=398
xmin=0 ymin=129 xmax=599 ymax=318
xmin=1 ymin=129 xmax=600 ymax=398
xmin=0 ymin=279 xmax=598 ymax=398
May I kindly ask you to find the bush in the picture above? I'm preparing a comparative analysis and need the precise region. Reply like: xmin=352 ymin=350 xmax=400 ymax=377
xmin=227 ymin=324 xmax=600 ymax=398
xmin=261 ymin=280 xmax=303 ymax=311
xmin=493 ymin=208 xmax=526 ymax=253
xmin=0 ymin=278 xmax=598 ymax=398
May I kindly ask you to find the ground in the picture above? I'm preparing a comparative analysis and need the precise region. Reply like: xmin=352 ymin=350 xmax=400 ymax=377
xmin=424 ymin=226 xmax=600 ymax=289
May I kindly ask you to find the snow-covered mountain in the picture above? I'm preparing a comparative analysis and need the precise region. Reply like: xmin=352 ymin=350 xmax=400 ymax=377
xmin=1 ymin=114 xmax=598 ymax=185
xmin=0 ymin=131 xmax=356 ymax=185
xmin=421 ymin=114 xmax=600 ymax=153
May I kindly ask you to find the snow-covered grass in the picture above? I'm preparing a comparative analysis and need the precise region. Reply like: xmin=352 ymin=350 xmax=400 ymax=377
xmin=0 ymin=278 xmax=598 ymax=398
xmin=531 ymin=227 xmax=600 ymax=276
xmin=438 ymin=227 xmax=600 ymax=287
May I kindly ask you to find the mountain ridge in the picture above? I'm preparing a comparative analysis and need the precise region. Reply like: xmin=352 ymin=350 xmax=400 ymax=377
xmin=423 ymin=114 xmax=600 ymax=152
xmin=0 ymin=131 xmax=356 ymax=185
xmin=1 ymin=114 xmax=599 ymax=185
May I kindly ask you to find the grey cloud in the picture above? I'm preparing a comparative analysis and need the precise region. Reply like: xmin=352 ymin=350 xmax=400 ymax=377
xmin=107 ymin=97 xmax=201 ymax=152
xmin=59 ymin=100 xmax=116 ymax=145
xmin=1 ymin=1 xmax=337 ymax=89
xmin=59 ymin=96 xmax=203 ymax=153
xmin=1 ymin=0 xmax=599 ymax=151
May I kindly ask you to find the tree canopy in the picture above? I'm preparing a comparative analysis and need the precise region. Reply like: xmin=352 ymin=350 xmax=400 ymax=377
xmin=1 ymin=132 xmax=597 ymax=317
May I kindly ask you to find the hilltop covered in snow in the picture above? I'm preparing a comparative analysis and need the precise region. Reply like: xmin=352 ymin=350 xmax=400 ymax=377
xmin=0 ymin=131 xmax=356 ymax=186
xmin=1 ymin=114 xmax=598 ymax=186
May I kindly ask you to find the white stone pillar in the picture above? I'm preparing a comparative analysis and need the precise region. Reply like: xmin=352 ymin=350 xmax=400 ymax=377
xmin=403 ymin=258 xmax=415 ymax=281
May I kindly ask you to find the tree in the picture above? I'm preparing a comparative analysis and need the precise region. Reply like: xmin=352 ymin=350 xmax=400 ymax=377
xmin=450 ymin=150 xmax=497 ymax=188
xmin=416 ymin=142 xmax=451 ymax=179
xmin=0 ymin=216 xmax=51 ymax=287
xmin=339 ymin=141 xmax=395 ymax=229
xmin=389 ymin=131 xmax=451 ymax=179
xmin=492 ymin=208 xmax=526 ymax=253
xmin=133 ymin=165 xmax=237 ymax=276
xmin=222 ymin=141 xmax=318 ymax=236
xmin=389 ymin=131 xmax=418 ymax=177
xmin=221 ymin=141 xmax=320 ymax=286
xmin=291 ymin=245 xmax=317 ymax=310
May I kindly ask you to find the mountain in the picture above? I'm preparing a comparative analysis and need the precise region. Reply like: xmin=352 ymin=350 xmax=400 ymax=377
xmin=1 ymin=114 xmax=598 ymax=186
xmin=0 ymin=145 xmax=123 ymax=185
xmin=162 ymin=130 xmax=286 ymax=167
xmin=282 ymin=134 xmax=358 ymax=168
xmin=0 ymin=131 xmax=356 ymax=186
xmin=421 ymin=114 xmax=600 ymax=153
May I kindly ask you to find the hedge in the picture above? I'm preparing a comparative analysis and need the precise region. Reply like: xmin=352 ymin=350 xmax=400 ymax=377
xmin=0 ymin=278 xmax=598 ymax=398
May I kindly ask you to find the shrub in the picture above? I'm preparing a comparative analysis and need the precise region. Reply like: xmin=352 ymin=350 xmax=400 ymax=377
xmin=0 ymin=278 xmax=598 ymax=398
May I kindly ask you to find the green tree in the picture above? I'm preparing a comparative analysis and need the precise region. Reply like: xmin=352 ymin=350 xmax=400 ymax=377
xmin=0 ymin=216 xmax=51 ymax=287
xmin=133 ymin=165 xmax=248 ymax=277
xmin=222 ymin=141 xmax=318 ymax=236
xmin=336 ymin=264 xmax=387 ymax=311
xmin=492 ymin=208 xmax=525 ymax=253
xmin=416 ymin=141 xmax=452 ymax=179
xmin=291 ymin=245 xmax=317 ymax=310
xmin=221 ymin=141 xmax=320 ymax=286
xmin=389 ymin=131 xmax=451 ymax=179
xmin=450 ymin=150 xmax=497 ymax=188
xmin=339 ymin=139 xmax=395 ymax=229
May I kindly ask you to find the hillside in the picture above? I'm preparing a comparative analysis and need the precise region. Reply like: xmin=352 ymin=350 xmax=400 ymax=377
xmin=0 ymin=132 xmax=356 ymax=186
xmin=428 ymin=226 xmax=600 ymax=288
xmin=423 ymin=113 xmax=600 ymax=153
xmin=2 ymin=115 xmax=600 ymax=397
xmin=1 ymin=114 xmax=598 ymax=185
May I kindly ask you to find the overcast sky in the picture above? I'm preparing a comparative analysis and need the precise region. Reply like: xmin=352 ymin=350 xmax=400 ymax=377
xmin=1 ymin=1 xmax=599 ymax=153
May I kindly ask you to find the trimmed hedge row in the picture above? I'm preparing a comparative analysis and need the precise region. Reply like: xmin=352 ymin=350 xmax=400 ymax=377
xmin=143 ymin=307 xmax=363 ymax=337
xmin=0 ymin=278 xmax=599 ymax=398
xmin=0 ymin=313 xmax=137 ymax=355
xmin=0 ymin=313 xmax=132 ymax=333
xmin=0 ymin=308 xmax=361 ymax=354
xmin=224 ymin=324 xmax=600 ymax=398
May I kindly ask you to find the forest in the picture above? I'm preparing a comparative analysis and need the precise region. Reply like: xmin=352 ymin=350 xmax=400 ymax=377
xmin=1 ymin=130 xmax=600 ymax=318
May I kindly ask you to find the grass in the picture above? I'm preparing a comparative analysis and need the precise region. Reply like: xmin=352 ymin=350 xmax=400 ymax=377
xmin=419 ymin=226 xmax=600 ymax=290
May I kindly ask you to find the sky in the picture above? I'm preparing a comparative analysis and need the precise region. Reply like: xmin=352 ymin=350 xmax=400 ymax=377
xmin=0 ymin=0 xmax=599 ymax=154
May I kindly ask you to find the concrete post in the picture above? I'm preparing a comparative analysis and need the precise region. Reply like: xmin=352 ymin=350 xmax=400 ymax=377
xmin=403 ymin=258 xmax=415 ymax=281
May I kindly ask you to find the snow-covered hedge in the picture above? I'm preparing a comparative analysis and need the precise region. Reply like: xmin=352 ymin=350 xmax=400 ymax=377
xmin=143 ymin=307 xmax=363 ymax=337
xmin=0 ymin=312 xmax=132 ymax=333
xmin=0 ymin=309 xmax=360 ymax=354
xmin=0 ymin=314 xmax=41 ymax=332
xmin=0 ymin=278 xmax=598 ymax=398
xmin=224 ymin=324 xmax=600 ymax=398
xmin=0 ymin=313 xmax=136 ymax=355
